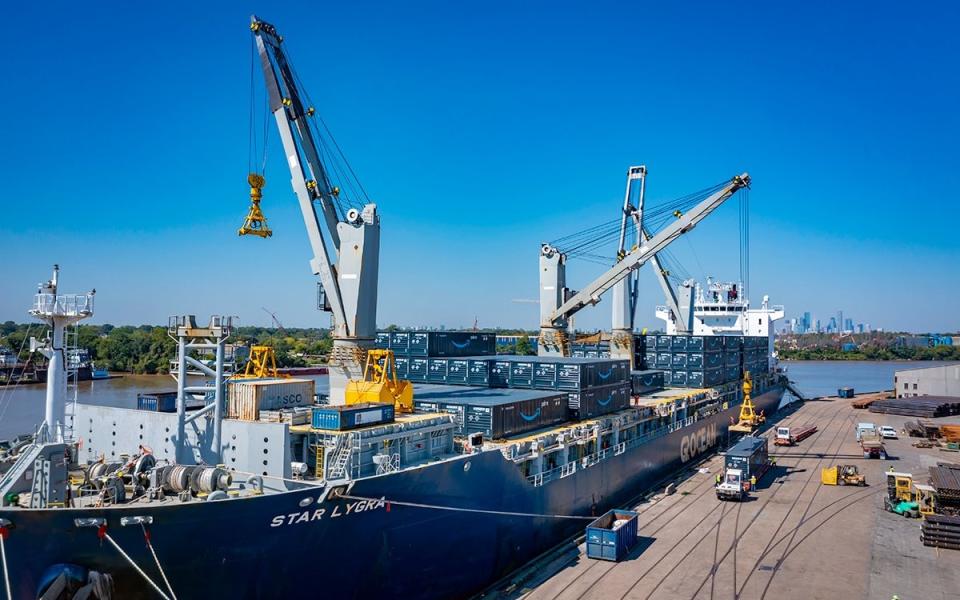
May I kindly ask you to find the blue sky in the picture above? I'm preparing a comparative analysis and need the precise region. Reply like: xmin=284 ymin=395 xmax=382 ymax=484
xmin=2 ymin=1 xmax=958 ymax=333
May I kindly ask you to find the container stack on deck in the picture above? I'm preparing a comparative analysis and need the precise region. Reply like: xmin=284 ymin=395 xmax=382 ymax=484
xmin=635 ymin=334 xmax=767 ymax=389
xmin=378 ymin=331 xmax=633 ymax=433
xmin=868 ymin=396 xmax=960 ymax=418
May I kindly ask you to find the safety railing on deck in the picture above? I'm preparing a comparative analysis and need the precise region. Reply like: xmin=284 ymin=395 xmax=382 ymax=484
xmin=526 ymin=413 xmax=711 ymax=487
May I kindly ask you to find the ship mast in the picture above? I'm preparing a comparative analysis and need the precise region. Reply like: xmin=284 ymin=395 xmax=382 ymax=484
xmin=29 ymin=265 xmax=95 ymax=442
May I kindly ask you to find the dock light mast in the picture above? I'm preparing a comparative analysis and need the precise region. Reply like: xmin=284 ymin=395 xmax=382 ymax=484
xmin=249 ymin=16 xmax=380 ymax=403
xmin=539 ymin=173 xmax=750 ymax=357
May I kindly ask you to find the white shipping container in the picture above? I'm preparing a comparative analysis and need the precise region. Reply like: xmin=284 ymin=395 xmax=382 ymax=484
xmin=228 ymin=378 xmax=315 ymax=421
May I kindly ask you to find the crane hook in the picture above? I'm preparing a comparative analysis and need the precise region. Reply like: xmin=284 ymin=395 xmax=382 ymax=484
xmin=238 ymin=173 xmax=273 ymax=238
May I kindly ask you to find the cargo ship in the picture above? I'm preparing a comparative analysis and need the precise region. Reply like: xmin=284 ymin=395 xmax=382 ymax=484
xmin=0 ymin=269 xmax=785 ymax=600
xmin=0 ymin=17 xmax=787 ymax=600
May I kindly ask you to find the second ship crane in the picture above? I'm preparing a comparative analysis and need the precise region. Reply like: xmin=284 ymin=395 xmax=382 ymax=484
xmin=538 ymin=173 xmax=751 ymax=358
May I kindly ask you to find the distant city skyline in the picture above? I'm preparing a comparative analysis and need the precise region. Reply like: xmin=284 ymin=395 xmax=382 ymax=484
xmin=781 ymin=310 xmax=876 ymax=335
xmin=2 ymin=3 xmax=959 ymax=333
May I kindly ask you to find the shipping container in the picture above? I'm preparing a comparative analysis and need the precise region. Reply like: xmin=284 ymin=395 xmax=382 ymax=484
xmin=725 ymin=365 xmax=741 ymax=382
xmin=838 ymin=387 xmax=855 ymax=399
xmin=672 ymin=353 xmax=687 ymax=369
xmin=687 ymin=352 xmax=703 ymax=369
xmin=671 ymin=336 xmax=688 ymax=351
xmin=671 ymin=370 xmax=688 ymax=387
xmin=509 ymin=361 xmax=535 ymax=388
xmin=227 ymin=378 xmax=315 ymax=421
xmin=656 ymin=353 xmax=672 ymax=369
xmin=533 ymin=362 xmax=558 ymax=389
xmin=724 ymin=351 xmax=741 ymax=367
xmin=633 ymin=334 xmax=649 ymax=352
xmin=137 ymin=391 xmax=181 ymax=413
xmin=405 ymin=331 xmax=497 ymax=357
xmin=703 ymin=335 xmax=724 ymax=352
xmin=724 ymin=435 xmax=769 ymax=481
xmin=586 ymin=509 xmax=639 ymax=562
xmin=394 ymin=356 xmax=409 ymax=379
xmin=427 ymin=358 xmax=449 ymax=383
xmin=311 ymin=402 xmax=395 ymax=431
xmin=389 ymin=332 xmax=410 ymax=354
xmin=630 ymin=370 xmax=665 ymax=395
xmin=446 ymin=359 xmax=470 ymax=384
xmin=722 ymin=335 xmax=743 ymax=350
xmin=686 ymin=336 xmax=704 ymax=352
xmin=375 ymin=332 xmax=391 ymax=350
xmin=413 ymin=385 xmax=567 ymax=438
xmin=407 ymin=358 xmax=429 ymax=382
xmin=568 ymin=382 xmax=631 ymax=420
xmin=490 ymin=360 xmax=512 ymax=388
xmin=644 ymin=351 xmax=658 ymax=369
xmin=656 ymin=335 xmax=672 ymax=350
xmin=466 ymin=358 xmax=492 ymax=386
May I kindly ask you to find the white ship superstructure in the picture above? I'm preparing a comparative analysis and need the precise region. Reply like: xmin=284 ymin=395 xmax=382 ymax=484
xmin=656 ymin=278 xmax=784 ymax=368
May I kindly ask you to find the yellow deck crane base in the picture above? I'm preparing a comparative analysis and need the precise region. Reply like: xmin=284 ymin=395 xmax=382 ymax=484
xmin=236 ymin=345 xmax=287 ymax=379
xmin=238 ymin=173 xmax=273 ymax=238
xmin=345 ymin=349 xmax=414 ymax=412
xmin=729 ymin=371 xmax=766 ymax=433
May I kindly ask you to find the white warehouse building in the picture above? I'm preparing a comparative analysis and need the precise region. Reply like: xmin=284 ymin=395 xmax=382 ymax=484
xmin=894 ymin=364 xmax=960 ymax=398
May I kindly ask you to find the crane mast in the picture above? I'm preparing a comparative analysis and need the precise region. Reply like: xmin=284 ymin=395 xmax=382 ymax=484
xmin=539 ymin=173 xmax=750 ymax=357
xmin=251 ymin=16 xmax=380 ymax=403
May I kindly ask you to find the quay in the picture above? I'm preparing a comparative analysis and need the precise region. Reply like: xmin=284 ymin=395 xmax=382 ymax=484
xmin=482 ymin=395 xmax=960 ymax=600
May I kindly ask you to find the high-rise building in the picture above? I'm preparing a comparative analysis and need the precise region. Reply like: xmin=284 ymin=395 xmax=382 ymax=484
xmin=844 ymin=318 xmax=854 ymax=332
xmin=803 ymin=312 xmax=811 ymax=333
xmin=815 ymin=319 xmax=822 ymax=333
xmin=828 ymin=317 xmax=837 ymax=333
xmin=857 ymin=323 xmax=864 ymax=334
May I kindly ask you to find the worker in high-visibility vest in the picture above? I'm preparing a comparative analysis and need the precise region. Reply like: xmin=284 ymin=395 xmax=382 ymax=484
xmin=750 ymin=475 xmax=757 ymax=489
xmin=716 ymin=473 xmax=722 ymax=485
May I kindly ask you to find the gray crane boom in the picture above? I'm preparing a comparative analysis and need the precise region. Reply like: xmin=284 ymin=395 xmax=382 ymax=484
xmin=546 ymin=173 xmax=749 ymax=327
xmin=251 ymin=16 xmax=381 ymax=403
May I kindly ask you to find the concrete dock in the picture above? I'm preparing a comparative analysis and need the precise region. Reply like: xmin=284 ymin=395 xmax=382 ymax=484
xmin=486 ymin=396 xmax=960 ymax=600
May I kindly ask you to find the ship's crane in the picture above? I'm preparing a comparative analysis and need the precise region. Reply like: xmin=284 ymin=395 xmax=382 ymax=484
xmin=539 ymin=173 xmax=750 ymax=356
xmin=249 ymin=16 xmax=380 ymax=403
xmin=610 ymin=166 xmax=693 ymax=365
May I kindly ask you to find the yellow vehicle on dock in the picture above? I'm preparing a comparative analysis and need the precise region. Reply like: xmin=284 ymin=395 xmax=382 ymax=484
xmin=821 ymin=464 xmax=866 ymax=486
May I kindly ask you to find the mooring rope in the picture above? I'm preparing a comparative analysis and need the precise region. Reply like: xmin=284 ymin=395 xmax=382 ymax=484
xmin=142 ymin=524 xmax=178 ymax=600
xmin=0 ymin=526 xmax=12 ymax=600
xmin=339 ymin=494 xmax=596 ymax=521
xmin=100 ymin=529 xmax=171 ymax=600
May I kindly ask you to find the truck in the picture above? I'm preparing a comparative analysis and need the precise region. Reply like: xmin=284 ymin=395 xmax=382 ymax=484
xmin=774 ymin=424 xmax=817 ymax=446
xmin=716 ymin=436 xmax=769 ymax=501
xmin=860 ymin=431 xmax=887 ymax=459
xmin=855 ymin=422 xmax=877 ymax=442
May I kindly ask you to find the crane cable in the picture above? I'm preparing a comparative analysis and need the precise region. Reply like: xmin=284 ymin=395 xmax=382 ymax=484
xmin=739 ymin=187 xmax=750 ymax=300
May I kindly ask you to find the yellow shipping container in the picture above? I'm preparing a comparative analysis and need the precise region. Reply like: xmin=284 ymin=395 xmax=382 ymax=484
xmin=227 ymin=378 xmax=315 ymax=421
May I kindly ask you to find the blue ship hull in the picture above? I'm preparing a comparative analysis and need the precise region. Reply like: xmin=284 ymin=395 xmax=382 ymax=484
xmin=0 ymin=386 xmax=785 ymax=599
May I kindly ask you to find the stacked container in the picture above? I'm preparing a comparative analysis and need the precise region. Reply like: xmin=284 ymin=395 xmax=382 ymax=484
xmin=412 ymin=386 xmax=568 ymax=438
xmin=375 ymin=331 xmax=497 ymax=358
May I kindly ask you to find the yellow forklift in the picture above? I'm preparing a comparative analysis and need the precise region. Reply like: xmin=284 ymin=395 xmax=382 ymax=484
xmin=884 ymin=472 xmax=936 ymax=518
xmin=821 ymin=464 xmax=866 ymax=486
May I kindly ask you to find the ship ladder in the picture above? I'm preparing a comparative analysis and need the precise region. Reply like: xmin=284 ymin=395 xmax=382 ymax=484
xmin=76 ymin=518 xmax=173 ymax=600
xmin=0 ymin=519 xmax=12 ymax=600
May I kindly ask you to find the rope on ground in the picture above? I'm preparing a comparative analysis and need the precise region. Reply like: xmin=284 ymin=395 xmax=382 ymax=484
xmin=339 ymin=494 xmax=596 ymax=520
xmin=0 ymin=527 xmax=11 ymax=600
xmin=141 ymin=524 xmax=178 ymax=600
xmin=101 ymin=530 xmax=171 ymax=600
